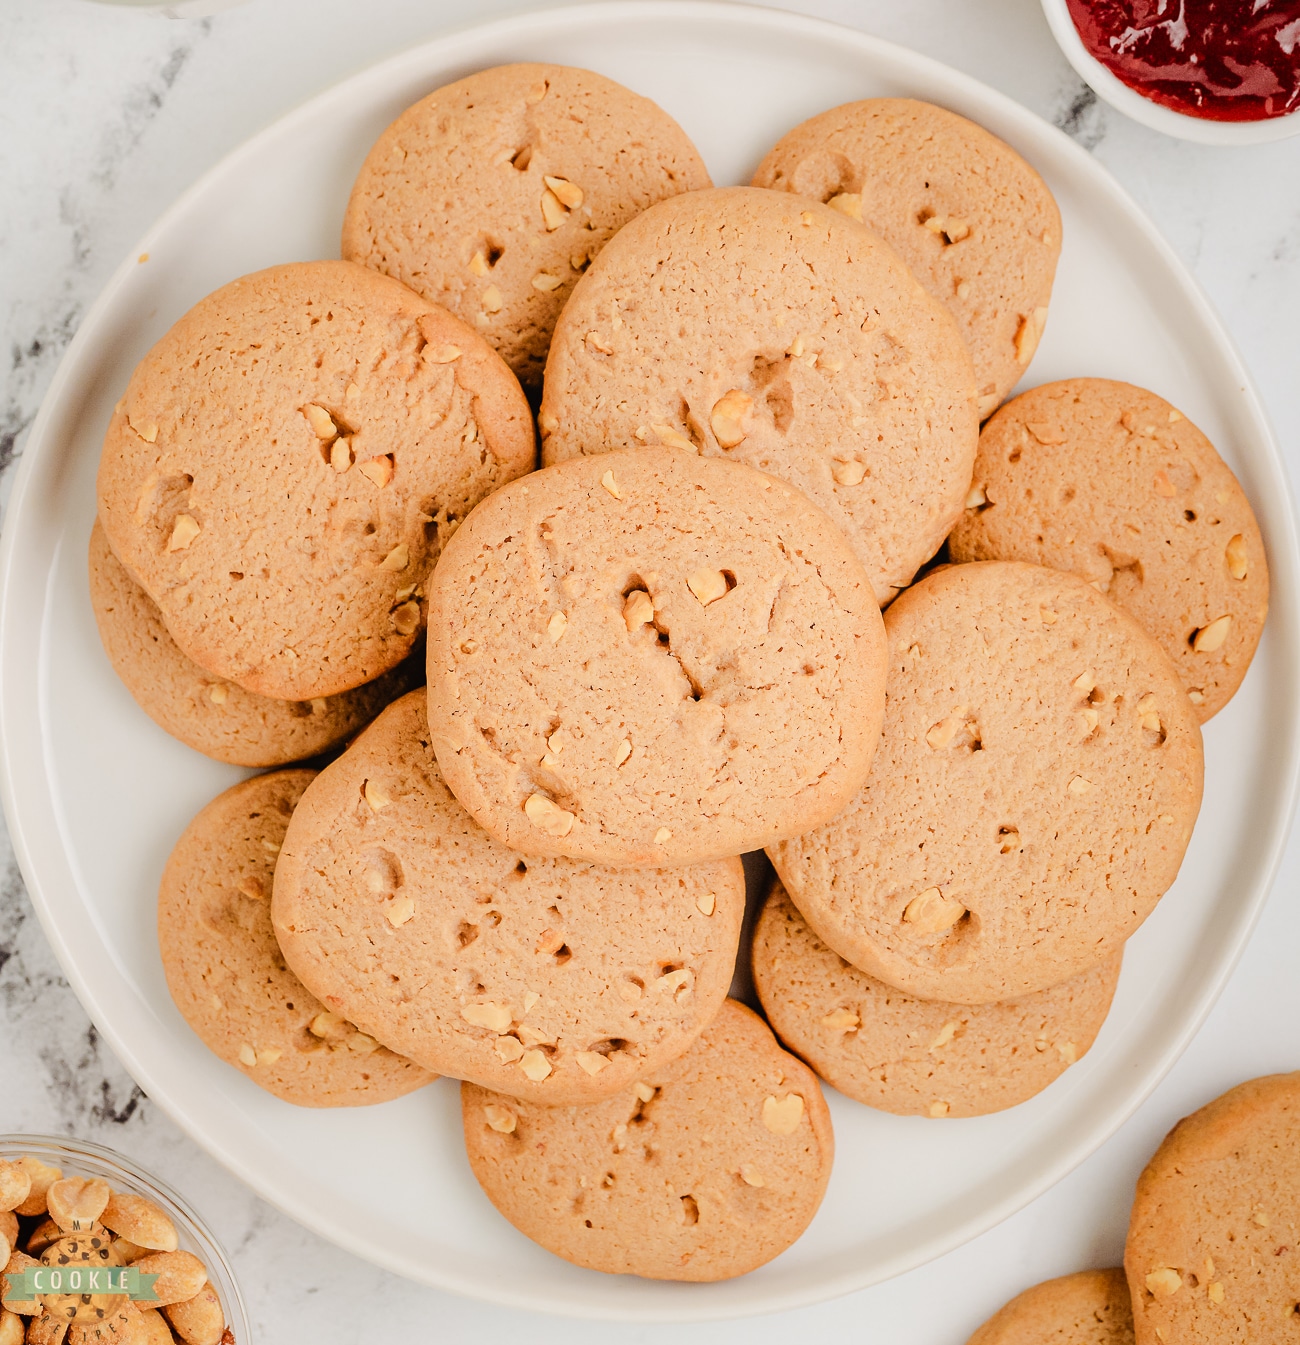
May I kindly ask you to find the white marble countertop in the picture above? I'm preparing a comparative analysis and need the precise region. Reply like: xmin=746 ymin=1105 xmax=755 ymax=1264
xmin=2 ymin=0 xmax=1298 ymax=1340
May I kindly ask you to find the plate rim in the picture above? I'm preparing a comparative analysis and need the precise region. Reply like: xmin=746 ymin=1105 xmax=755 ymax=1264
xmin=2 ymin=0 xmax=1299 ymax=1321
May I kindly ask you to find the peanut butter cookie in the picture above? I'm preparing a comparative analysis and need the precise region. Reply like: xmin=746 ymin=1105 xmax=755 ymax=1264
xmin=770 ymin=561 xmax=1202 ymax=1004
xmin=1125 ymin=1072 xmax=1300 ymax=1345
xmin=273 ymin=691 xmax=745 ymax=1107
xmin=967 ymin=1268 xmax=1135 ymax=1344
xmin=158 ymin=769 xmax=433 ymax=1106
xmin=342 ymin=63 xmax=710 ymax=389
xmin=948 ymin=379 xmax=1268 ymax=721
xmin=97 ymin=260 xmax=534 ymax=701
xmin=425 ymin=448 xmax=888 ymax=867
xmin=752 ymin=98 xmax=1061 ymax=418
xmin=539 ymin=186 xmax=978 ymax=604
xmin=753 ymin=879 xmax=1121 ymax=1117
xmin=461 ymin=999 xmax=833 ymax=1280
xmin=89 ymin=520 xmax=418 ymax=766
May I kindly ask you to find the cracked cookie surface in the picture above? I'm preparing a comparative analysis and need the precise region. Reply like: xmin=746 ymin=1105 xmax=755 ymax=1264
xmin=770 ymin=560 xmax=1203 ymax=1004
xmin=342 ymin=62 xmax=710 ymax=389
xmin=158 ymin=769 xmax=434 ymax=1107
xmin=88 ymin=520 xmax=419 ymax=766
xmin=461 ymin=999 xmax=833 ymax=1281
xmin=272 ymin=691 xmax=744 ymax=1106
xmin=97 ymin=260 xmax=534 ymax=701
xmin=752 ymin=98 xmax=1061 ymax=419
xmin=753 ymin=879 xmax=1121 ymax=1117
xmin=948 ymin=379 xmax=1268 ymax=722
xmin=967 ymin=1269 xmax=1135 ymax=1345
xmin=425 ymin=448 xmax=887 ymax=867
xmin=539 ymin=186 xmax=977 ymax=605
xmin=1124 ymin=1072 xmax=1300 ymax=1345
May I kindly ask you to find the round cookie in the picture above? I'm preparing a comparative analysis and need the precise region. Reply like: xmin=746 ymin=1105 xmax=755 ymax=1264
xmin=752 ymin=880 xmax=1121 ymax=1117
xmin=947 ymin=379 xmax=1269 ymax=722
xmin=1124 ymin=1072 xmax=1300 ymax=1345
xmin=769 ymin=561 xmax=1203 ymax=1004
xmin=967 ymin=1269 xmax=1135 ymax=1345
xmin=538 ymin=186 xmax=978 ymax=604
xmin=751 ymin=97 xmax=1061 ymax=419
xmin=425 ymin=448 xmax=888 ymax=867
xmin=342 ymin=63 xmax=711 ymax=389
xmin=460 ymin=999 xmax=833 ymax=1281
xmin=158 ymin=769 xmax=433 ymax=1106
xmin=89 ymin=520 xmax=418 ymax=766
xmin=273 ymin=691 xmax=746 ymax=1106
xmin=97 ymin=260 xmax=534 ymax=701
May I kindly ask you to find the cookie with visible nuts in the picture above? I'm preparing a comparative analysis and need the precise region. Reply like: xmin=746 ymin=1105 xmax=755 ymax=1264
xmin=158 ymin=768 xmax=434 ymax=1106
xmin=770 ymin=561 xmax=1202 ymax=1004
xmin=461 ymin=998 xmax=833 ymax=1280
xmin=1124 ymin=1072 xmax=1300 ymax=1345
xmin=97 ymin=260 xmax=534 ymax=701
xmin=947 ymin=379 xmax=1269 ymax=722
xmin=425 ymin=448 xmax=888 ymax=866
xmin=752 ymin=98 xmax=1061 ymax=419
xmin=966 ymin=1268 xmax=1135 ymax=1344
xmin=539 ymin=186 xmax=978 ymax=604
xmin=753 ymin=879 xmax=1121 ymax=1117
xmin=342 ymin=63 xmax=710 ymax=389
xmin=272 ymin=691 xmax=745 ymax=1106
xmin=89 ymin=521 xmax=419 ymax=766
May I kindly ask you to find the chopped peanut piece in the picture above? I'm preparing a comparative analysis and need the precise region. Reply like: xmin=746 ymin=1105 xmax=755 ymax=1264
xmin=822 ymin=1006 xmax=860 ymax=1031
xmin=903 ymin=888 xmax=966 ymax=934
xmin=1068 ymin=775 xmax=1094 ymax=795
xmin=687 ymin=568 xmax=729 ymax=605
xmin=428 ymin=344 xmax=461 ymax=363
xmin=303 ymin=404 xmax=337 ymax=438
xmin=494 ymin=1035 xmax=525 ymax=1063
xmin=710 ymin=389 xmax=752 ymax=448
xmin=309 ymin=1011 xmax=346 ymax=1039
xmin=965 ymin=485 xmax=986 ymax=508
xmin=128 ymin=415 xmax=160 ymax=443
xmin=1014 ymin=306 xmax=1048 ymax=364
xmin=531 ymin=272 xmax=564 ymax=292
xmin=739 ymin=1165 xmax=765 ymax=1187
xmin=363 ymin=779 xmax=393 ymax=811
xmin=543 ymin=176 xmax=583 ymax=209
xmin=1225 ymin=534 xmax=1248 ymax=580
xmin=482 ymin=285 xmax=503 ymax=313
xmin=519 ymin=1049 xmax=552 ymax=1081
xmin=386 ymin=896 xmax=416 ymax=927
xmin=461 ymin=1002 xmax=513 ymax=1033
xmin=525 ymin=793 xmax=575 ymax=836
xmin=600 ymin=470 xmax=622 ymax=499
xmin=928 ymin=1021 xmax=959 ymax=1052
xmin=826 ymin=192 xmax=863 ymax=221
xmin=833 ymin=458 xmax=866 ymax=486
xmin=575 ymin=1052 xmax=609 ymax=1076
xmin=1193 ymin=615 xmax=1231 ymax=653
xmin=623 ymin=589 xmax=654 ymax=630
xmin=379 ymin=543 xmax=409 ymax=571
xmin=540 ymin=189 xmax=567 ymax=230
xmin=330 ymin=437 xmax=353 ymax=473
xmin=167 ymin=515 xmax=200 ymax=552
xmin=652 ymin=423 xmax=695 ymax=452
xmin=357 ymin=455 xmax=394 ymax=488
xmin=483 ymin=1104 xmax=517 ymax=1133
xmin=1207 ymin=1281 xmax=1225 ymax=1303
xmin=547 ymin=610 xmax=568 ymax=643
xmin=615 ymin=738 xmax=633 ymax=766
xmin=654 ymin=827 xmax=672 ymax=845
xmin=695 ymin=891 xmax=715 ymax=916
xmin=390 ymin=601 xmax=420 ymax=635
xmin=1145 ymin=1267 xmax=1183 ymax=1297
xmin=762 ymin=1093 xmax=804 ymax=1135
xmin=208 ymin=684 xmax=229 ymax=705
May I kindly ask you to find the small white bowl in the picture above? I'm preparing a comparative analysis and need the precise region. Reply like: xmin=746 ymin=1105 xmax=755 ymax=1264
xmin=1040 ymin=0 xmax=1300 ymax=144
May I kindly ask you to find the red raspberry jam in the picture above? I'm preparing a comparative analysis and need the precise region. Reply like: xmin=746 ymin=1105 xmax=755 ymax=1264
xmin=1066 ymin=0 xmax=1300 ymax=121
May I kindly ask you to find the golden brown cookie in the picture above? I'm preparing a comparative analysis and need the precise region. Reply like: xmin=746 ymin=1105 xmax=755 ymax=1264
xmin=1125 ymin=1072 xmax=1300 ymax=1345
xmin=752 ymin=879 xmax=1121 ymax=1117
xmin=97 ymin=260 xmax=534 ymax=701
xmin=342 ymin=63 xmax=710 ymax=389
xmin=539 ymin=186 xmax=978 ymax=604
xmin=967 ymin=1269 xmax=1135 ymax=1345
xmin=948 ymin=379 xmax=1269 ymax=721
xmin=88 ymin=520 xmax=418 ymax=766
xmin=425 ymin=448 xmax=888 ymax=867
xmin=461 ymin=999 xmax=833 ymax=1281
xmin=158 ymin=769 xmax=433 ymax=1106
xmin=273 ymin=691 xmax=745 ymax=1106
xmin=752 ymin=97 xmax=1061 ymax=418
xmin=770 ymin=561 xmax=1203 ymax=1004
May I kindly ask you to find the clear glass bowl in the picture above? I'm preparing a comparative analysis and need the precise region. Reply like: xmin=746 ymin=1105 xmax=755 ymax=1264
xmin=0 ymin=1134 xmax=250 ymax=1342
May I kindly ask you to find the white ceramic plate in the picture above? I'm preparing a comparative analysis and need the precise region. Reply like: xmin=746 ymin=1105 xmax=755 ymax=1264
xmin=1 ymin=1 xmax=1297 ymax=1321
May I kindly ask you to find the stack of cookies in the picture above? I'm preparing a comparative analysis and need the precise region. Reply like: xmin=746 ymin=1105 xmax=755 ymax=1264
xmin=87 ymin=62 xmax=1268 ymax=1286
